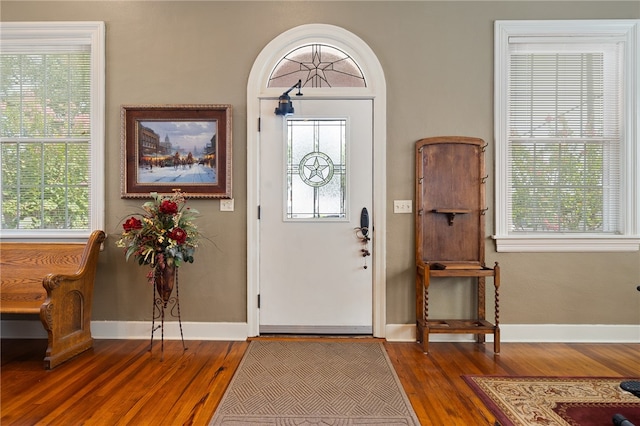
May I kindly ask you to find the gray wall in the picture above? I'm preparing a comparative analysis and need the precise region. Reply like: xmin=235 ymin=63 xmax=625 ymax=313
xmin=3 ymin=1 xmax=639 ymax=329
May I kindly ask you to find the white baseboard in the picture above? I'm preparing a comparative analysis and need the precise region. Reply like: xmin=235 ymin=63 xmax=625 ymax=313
xmin=0 ymin=320 xmax=248 ymax=341
xmin=384 ymin=323 xmax=640 ymax=343
xmin=2 ymin=320 xmax=638 ymax=343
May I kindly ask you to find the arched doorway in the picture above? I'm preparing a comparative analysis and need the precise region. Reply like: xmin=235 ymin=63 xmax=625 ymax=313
xmin=246 ymin=24 xmax=386 ymax=337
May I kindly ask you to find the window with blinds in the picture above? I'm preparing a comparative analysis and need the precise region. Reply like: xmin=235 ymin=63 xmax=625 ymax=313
xmin=0 ymin=22 xmax=105 ymax=240
xmin=508 ymin=46 xmax=621 ymax=234
xmin=494 ymin=20 xmax=639 ymax=252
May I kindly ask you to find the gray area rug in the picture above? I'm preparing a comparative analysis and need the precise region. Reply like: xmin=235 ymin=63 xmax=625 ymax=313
xmin=209 ymin=340 xmax=420 ymax=425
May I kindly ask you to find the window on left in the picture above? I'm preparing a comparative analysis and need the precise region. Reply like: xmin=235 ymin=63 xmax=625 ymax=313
xmin=0 ymin=22 xmax=105 ymax=241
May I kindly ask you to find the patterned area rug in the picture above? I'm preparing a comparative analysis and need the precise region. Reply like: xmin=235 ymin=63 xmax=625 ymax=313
xmin=209 ymin=340 xmax=420 ymax=425
xmin=464 ymin=376 xmax=640 ymax=426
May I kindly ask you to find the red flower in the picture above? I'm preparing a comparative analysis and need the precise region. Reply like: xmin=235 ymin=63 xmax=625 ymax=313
xmin=167 ymin=227 xmax=187 ymax=245
xmin=123 ymin=216 xmax=143 ymax=232
xmin=159 ymin=200 xmax=178 ymax=214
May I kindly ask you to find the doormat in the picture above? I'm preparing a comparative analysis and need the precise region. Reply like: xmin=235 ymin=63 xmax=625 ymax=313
xmin=209 ymin=340 xmax=420 ymax=425
xmin=463 ymin=375 xmax=640 ymax=426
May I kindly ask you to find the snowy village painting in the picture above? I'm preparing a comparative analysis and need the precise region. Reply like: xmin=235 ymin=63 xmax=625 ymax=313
xmin=121 ymin=105 xmax=232 ymax=198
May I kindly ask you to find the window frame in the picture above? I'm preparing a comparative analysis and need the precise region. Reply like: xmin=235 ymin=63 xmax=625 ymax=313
xmin=493 ymin=20 xmax=640 ymax=252
xmin=0 ymin=21 xmax=105 ymax=241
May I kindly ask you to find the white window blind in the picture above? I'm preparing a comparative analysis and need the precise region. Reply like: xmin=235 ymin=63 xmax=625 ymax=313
xmin=494 ymin=20 xmax=639 ymax=252
xmin=508 ymin=43 xmax=621 ymax=234
xmin=0 ymin=22 xmax=105 ymax=240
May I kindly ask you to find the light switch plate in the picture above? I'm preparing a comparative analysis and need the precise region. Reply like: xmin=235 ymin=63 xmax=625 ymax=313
xmin=393 ymin=200 xmax=412 ymax=214
xmin=220 ymin=199 xmax=234 ymax=212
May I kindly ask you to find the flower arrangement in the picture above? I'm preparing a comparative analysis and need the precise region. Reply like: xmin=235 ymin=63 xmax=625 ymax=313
xmin=116 ymin=191 xmax=199 ymax=283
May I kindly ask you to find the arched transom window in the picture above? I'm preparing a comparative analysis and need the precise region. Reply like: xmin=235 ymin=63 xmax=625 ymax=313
xmin=268 ymin=44 xmax=366 ymax=88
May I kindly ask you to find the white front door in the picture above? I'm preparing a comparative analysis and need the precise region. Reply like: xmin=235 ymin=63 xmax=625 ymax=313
xmin=258 ymin=99 xmax=373 ymax=334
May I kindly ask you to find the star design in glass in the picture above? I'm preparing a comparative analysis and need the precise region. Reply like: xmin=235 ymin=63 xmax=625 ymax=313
xmin=299 ymin=46 xmax=334 ymax=87
xmin=304 ymin=156 xmax=329 ymax=180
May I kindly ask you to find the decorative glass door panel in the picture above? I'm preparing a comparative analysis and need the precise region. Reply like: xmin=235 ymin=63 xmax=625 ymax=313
xmin=286 ymin=119 xmax=347 ymax=220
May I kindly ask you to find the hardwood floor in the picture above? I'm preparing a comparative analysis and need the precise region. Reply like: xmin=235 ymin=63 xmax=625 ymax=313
xmin=2 ymin=338 xmax=638 ymax=425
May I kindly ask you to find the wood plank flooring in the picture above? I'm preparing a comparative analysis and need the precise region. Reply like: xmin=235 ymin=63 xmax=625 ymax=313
xmin=2 ymin=338 xmax=638 ymax=425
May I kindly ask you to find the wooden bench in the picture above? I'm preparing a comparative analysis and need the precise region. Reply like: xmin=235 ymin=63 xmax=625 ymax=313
xmin=0 ymin=230 xmax=106 ymax=369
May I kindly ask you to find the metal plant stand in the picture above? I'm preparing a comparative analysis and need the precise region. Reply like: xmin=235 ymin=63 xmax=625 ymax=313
xmin=150 ymin=267 xmax=187 ymax=361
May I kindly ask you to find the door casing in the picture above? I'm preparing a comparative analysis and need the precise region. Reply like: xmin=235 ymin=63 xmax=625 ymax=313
xmin=246 ymin=24 xmax=387 ymax=337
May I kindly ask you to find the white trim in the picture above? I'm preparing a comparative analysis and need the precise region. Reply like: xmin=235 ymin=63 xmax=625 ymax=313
xmin=247 ymin=24 xmax=387 ymax=338
xmin=493 ymin=20 xmax=640 ymax=252
xmin=494 ymin=236 xmax=640 ymax=252
xmin=0 ymin=320 xmax=248 ymax=341
xmin=8 ymin=0 xmax=640 ymax=2
xmin=90 ymin=22 xmax=106 ymax=238
xmin=0 ymin=22 xmax=106 ymax=241
xmin=498 ymin=324 xmax=640 ymax=343
xmin=3 ymin=321 xmax=638 ymax=344
xmin=384 ymin=324 xmax=418 ymax=342
xmin=384 ymin=323 xmax=640 ymax=343
xmin=91 ymin=321 xmax=249 ymax=340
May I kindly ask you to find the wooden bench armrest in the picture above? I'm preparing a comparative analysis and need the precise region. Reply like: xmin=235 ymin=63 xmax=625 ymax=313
xmin=39 ymin=230 xmax=106 ymax=369
xmin=41 ymin=230 xmax=106 ymax=292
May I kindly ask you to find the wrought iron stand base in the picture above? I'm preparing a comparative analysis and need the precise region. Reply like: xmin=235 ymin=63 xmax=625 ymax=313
xmin=150 ymin=270 xmax=187 ymax=361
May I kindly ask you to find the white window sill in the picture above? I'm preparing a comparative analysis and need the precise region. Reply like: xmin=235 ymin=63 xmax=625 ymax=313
xmin=493 ymin=235 xmax=640 ymax=252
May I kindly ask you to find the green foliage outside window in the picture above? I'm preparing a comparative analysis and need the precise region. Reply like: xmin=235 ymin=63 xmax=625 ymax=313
xmin=510 ymin=142 xmax=605 ymax=233
xmin=1 ymin=53 xmax=91 ymax=230
xmin=508 ymin=51 xmax=615 ymax=234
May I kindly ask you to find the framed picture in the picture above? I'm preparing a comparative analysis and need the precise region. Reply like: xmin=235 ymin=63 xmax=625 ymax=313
xmin=121 ymin=104 xmax=232 ymax=198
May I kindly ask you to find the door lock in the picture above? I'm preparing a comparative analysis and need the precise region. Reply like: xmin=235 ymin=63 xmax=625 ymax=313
xmin=356 ymin=207 xmax=371 ymax=269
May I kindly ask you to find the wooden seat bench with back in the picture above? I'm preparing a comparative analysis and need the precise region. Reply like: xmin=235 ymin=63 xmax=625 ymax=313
xmin=0 ymin=230 xmax=106 ymax=369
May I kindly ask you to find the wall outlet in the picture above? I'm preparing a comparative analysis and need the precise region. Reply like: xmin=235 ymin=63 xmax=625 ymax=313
xmin=220 ymin=199 xmax=234 ymax=212
xmin=393 ymin=200 xmax=412 ymax=214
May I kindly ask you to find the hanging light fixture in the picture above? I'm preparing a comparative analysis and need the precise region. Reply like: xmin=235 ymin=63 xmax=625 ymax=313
xmin=274 ymin=79 xmax=303 ymax=116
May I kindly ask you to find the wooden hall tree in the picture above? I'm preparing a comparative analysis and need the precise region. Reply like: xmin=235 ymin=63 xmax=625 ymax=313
xmin=415 ymin=136 xmax=500 ymax=353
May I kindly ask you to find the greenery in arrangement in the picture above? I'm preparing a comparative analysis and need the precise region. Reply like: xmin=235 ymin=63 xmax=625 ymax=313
xmin=116 ymin=192 xmax=200 ymax=282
